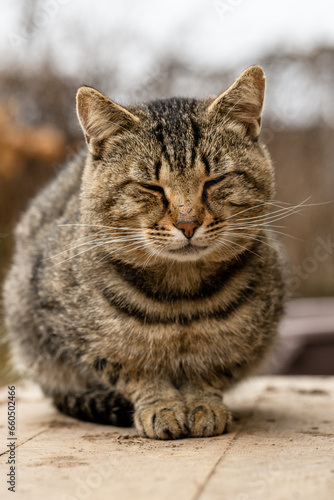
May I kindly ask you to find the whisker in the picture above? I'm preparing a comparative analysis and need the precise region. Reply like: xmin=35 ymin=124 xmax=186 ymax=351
xmin=227 ymin=199 xmax=309 ymax=224
xmin=264 ymin=229 xmax=302 ymax=241
xmin=142 ymin=243 xmax=165 ymax=269
xmin=243 ymin=197 xmax=333 ymax=223
xmin=58 ymin=223 xmax=145 ymax=232
xmin=223 ymin=231 xmax=285 ymax=256
xmin=227 ymin=222 xmax=285 ymax=229
xmin=231 ymin=208 xmax=300 ymax=226
xmin=217 ymin=236 xmax=264 ymax=260
xmin=224 ymin=197 xmax=331 ymax=227
xmin=232 ymin=222 xmax=303 ymax=240
xmin=45 ymin=238 xmax=108 ymax=261
xmin=47 ymin=236 xmax=148 ymax=268
xmin=228 ymin=224 xmax=302 ymax=241
xmin=97 ymin=241 xmax=150 ymax=264
xmin=46 ymin=235 xmax=146 ymax=261
xmin=258 ymin=209 xmax=305 ymax=224
xmin=225 ymin=200 xmax=292 ymax=221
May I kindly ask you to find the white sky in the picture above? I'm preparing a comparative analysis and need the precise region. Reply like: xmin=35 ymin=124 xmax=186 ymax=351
xmin=1 ymin=0 xmax=334 ymax=78
xmin=0 ymin=0 xmax=334 ymax=127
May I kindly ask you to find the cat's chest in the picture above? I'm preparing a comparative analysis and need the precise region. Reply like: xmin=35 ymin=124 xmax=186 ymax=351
xmin=70 ymin=262 xmax=262 ymax=375
xmin=94 ymin=297 xmax=253 ymax=379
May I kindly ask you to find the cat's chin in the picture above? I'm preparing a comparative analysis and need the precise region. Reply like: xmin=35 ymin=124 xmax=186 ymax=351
xmin=164 ymin=244 xmax=210 ymax=262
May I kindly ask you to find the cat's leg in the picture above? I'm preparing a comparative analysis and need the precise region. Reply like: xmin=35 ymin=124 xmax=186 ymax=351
xmin=52 ymin=388 xmax=134 ymax=427
xmin=49 ymin=365 xmax=188 ymax=438
xmin=122 ymin=379 xmax=189 ymax=439
xmin=180 ymin=382 xmax=232 ymax=437
xmin=36 ymin=359 xmax=133 ymax=427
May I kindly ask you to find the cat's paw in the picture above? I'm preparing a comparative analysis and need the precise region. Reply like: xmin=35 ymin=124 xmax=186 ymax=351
xmin=187 ymin=401 xmax=231 ymax=437
xmin=134 ymin=402 xmax=189 ymax=440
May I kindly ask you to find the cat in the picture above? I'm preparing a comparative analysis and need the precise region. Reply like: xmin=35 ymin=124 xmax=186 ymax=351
xmin=3 ymin=65 xmax=285 ymax=439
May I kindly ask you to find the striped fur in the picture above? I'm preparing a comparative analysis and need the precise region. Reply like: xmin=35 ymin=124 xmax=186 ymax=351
xmin=3 ymin=66 xmax=285 ymax=439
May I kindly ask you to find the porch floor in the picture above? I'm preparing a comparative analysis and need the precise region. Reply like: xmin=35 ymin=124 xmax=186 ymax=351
xmin=1 ymin=376 xmax=333 ymax=500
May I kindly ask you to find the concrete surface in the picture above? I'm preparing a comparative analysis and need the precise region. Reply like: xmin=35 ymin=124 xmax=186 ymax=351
xmin=0 ymin=376 xmax=333 ymax=500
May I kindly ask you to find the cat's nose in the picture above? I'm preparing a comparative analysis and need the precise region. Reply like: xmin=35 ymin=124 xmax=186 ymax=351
xmin=176 ymin=221 xmax=201 ymax=239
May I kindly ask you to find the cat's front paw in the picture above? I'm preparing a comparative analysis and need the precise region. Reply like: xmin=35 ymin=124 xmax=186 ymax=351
xmin=134 ymin=402 xmax=189 ymax=440
xmin=187 ymin=401 xmax=232 ymax=437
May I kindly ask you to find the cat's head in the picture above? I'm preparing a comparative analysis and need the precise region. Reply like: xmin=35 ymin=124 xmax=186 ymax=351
xmin=77 ymin=66 xmax=274 ymax=264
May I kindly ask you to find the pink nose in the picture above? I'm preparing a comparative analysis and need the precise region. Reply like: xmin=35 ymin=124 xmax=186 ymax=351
xmin=176 ymin=221 xmax=200 ymax=239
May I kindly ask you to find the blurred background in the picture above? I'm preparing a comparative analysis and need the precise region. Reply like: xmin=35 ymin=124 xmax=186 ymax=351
xmin=0 ymin=0 xmax=333 ymax=383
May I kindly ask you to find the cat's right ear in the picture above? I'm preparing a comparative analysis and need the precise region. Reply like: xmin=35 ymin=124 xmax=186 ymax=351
xmin=207 ymin=66 xmax=265 ymax=139
xmin=76 ymin=86 xmax=140 ymax=158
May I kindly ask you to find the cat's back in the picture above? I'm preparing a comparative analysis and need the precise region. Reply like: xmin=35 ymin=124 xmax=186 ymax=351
xmin=3 ymin=152 xmax=85 ymax=343
xmin=14 ymin=150 xmax=85 ymax=248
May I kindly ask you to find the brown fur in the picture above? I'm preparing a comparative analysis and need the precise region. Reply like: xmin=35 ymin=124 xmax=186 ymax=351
xmin=3 ymin=66 xmax=285 ymax=439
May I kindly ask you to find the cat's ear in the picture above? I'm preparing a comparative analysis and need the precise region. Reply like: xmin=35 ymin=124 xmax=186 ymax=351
xmin=207 ymin=65 xmax=265 ymax=139
xmin=76 ymin=86 xmax=140 ymax=157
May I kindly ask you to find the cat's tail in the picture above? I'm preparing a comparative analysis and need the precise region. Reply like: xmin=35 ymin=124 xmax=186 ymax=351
xmin=52 ymin=388 xmax=134 ymax=427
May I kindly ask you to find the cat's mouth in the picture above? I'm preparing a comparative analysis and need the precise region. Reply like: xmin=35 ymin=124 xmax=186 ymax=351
xmin=168 ymin=244 xmax=208 ymax=255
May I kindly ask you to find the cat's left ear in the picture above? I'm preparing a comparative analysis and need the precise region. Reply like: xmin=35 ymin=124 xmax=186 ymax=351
xmin=207 ymin=65 xmax=265 ymax=139
xmin=76 ymin=86 xmax=140 ymax=157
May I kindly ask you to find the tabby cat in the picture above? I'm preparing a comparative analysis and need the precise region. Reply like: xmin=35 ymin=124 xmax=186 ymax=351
xmin=3 ymin=66 xmax=285 ymax=439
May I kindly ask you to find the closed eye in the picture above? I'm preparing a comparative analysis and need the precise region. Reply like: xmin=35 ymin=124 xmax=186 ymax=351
xmin=203 ymin=175 xmax=226 ymax=191
xmin=140 ymin=183 xmax=168 ymax=208
xmin=140 ymin=184 xmax=165 ymax=195
xmin=202 ymin=175 xmax=226 ymax=205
